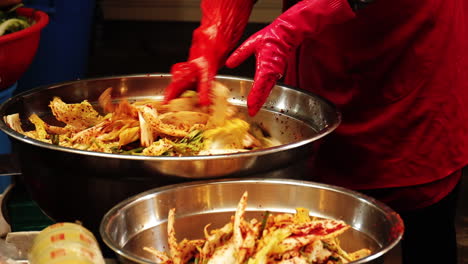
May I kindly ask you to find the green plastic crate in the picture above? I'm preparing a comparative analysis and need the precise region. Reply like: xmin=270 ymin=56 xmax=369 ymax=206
xmin=4 ymin=183 xmax=54 ymax=232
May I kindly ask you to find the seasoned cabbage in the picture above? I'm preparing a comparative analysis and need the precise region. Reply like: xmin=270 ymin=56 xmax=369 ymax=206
xmin=4 ymin=82 xmax=279 ymax=156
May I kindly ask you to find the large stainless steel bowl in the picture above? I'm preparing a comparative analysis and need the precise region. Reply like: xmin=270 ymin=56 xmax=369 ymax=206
xmin=100 ymin=178 xmax=404 ymax=264
xmin=0 ymin=74 xmax=340 ymax=235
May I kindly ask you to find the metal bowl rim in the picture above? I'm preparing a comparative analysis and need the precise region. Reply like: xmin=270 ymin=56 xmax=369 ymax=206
xmin=99 ymin=177 xmax=404 ymax=264
xmin=0 ymin=74 xmax=341 ymax=161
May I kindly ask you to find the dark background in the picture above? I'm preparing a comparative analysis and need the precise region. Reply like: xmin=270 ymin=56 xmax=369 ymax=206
xmin=87 ymin=20 xmax=267 ymax=79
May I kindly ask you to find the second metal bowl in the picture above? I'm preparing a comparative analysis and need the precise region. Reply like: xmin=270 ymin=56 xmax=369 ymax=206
xmin=100 ymin=178 xmax=404 ymax=264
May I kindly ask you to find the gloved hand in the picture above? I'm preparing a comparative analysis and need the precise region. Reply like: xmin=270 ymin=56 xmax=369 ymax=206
xmin=164 ymin=0 xmax=254 ymax=106
xmin=226 ymin=0 xmax=356 ymax=116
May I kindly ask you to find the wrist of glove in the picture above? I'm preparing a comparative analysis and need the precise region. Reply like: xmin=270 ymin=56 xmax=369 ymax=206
xmin=226 ymin=0 xmax=356 ymax=116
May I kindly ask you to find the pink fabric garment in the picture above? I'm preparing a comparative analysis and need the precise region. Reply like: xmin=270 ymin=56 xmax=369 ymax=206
xmin=362 ymin=169 xmax=461 ymax=212
xmin=284 ymin=0 xmax=468 ymax=192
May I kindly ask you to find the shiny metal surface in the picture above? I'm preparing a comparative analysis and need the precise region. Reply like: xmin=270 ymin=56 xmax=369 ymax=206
xmin=101 ymin=178 xmax=404 ymax=264
xmin=0 ymin=74 xmax=340 ymax=234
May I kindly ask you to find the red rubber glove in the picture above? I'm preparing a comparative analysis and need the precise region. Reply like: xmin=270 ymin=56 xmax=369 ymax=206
xmin=226 ymin=0 xmax=356 ymax=116
xmin=164 ymin=0 xmax=254 ymax=106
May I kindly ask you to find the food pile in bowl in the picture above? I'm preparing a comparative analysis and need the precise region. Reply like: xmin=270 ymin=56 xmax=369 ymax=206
xmin=144 ymin=191 xmax=371 ymax=264
xmin=100 ymin=179 xmax=403 ymax=264
xmin=0 ymin=4 xmax=31 ymax=36
xmin=3 ymin=81 xmax=280 ymax=156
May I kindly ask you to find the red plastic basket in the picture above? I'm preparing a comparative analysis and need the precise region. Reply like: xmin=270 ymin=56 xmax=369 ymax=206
xmin=0 ymin=7 xmax=49 ymax=91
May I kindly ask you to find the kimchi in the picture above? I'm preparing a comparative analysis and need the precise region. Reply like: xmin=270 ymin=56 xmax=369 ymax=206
xmin=144 ymin=192 xmax=371 ymax=264
xmin=3 ymin=82 xmax=279 ymax=156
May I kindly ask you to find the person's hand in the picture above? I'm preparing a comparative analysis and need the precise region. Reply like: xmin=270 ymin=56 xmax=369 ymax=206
xmin=0 ymin=0 xmax=22 ymax=8
xmin=164 ymin=45 xmax=220 ymax=106
xmin=226 ymin=0 xmax=356 ymax=116
xmin=164 ymin=0 xmax=254 ymax=106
